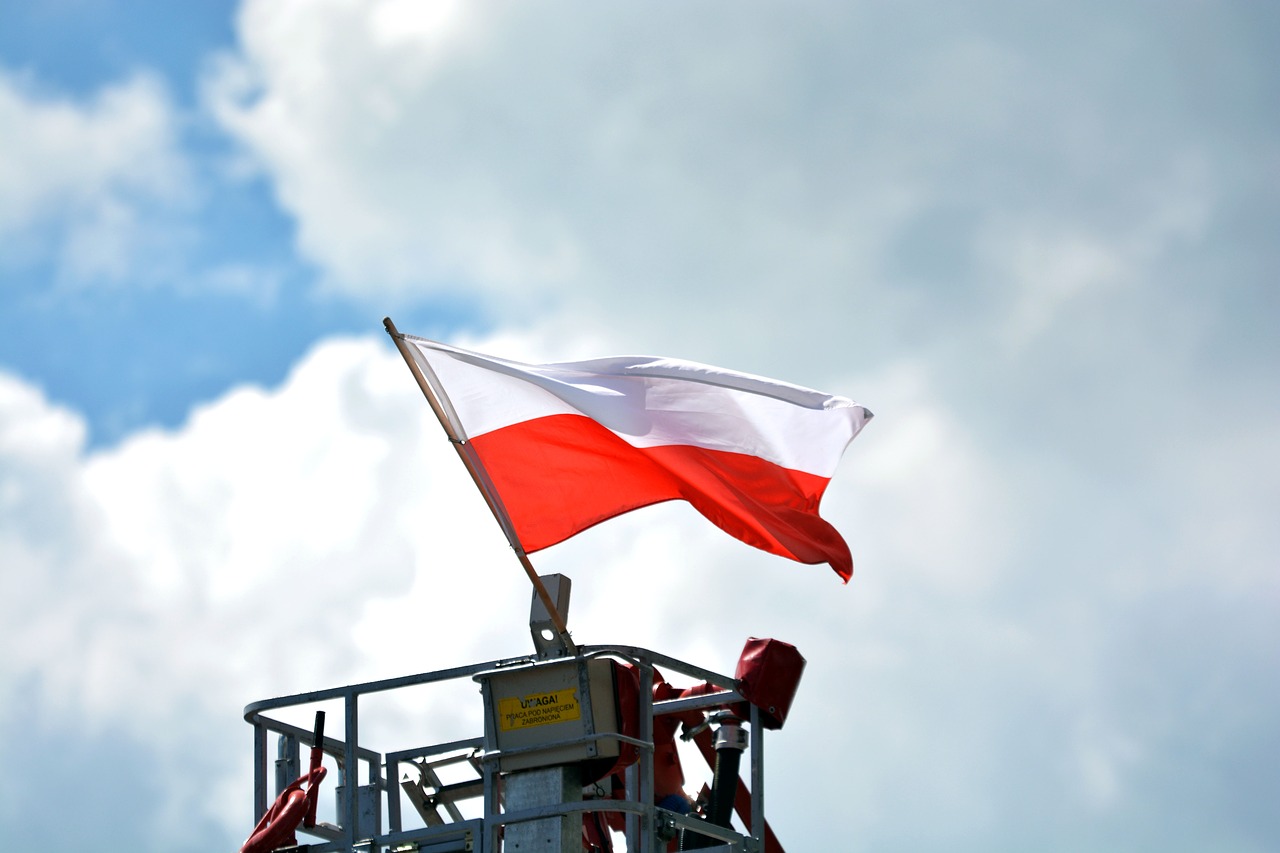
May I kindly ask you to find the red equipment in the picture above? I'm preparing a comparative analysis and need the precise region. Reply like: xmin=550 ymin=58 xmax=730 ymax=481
xmin=240 ymin=712 xmax=328 ymax=853
xmin=583 ymin=638 xmax=803 ymax=853
xmin=735 ymin=637 xmax=805 ymax=730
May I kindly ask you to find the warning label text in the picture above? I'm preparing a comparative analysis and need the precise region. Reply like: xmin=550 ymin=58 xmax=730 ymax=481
xmin=498 ymin=689 xmax=581 ymax=731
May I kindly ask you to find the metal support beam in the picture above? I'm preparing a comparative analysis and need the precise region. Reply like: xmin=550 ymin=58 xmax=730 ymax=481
xmin=503 ymin=765 xmax=582 ymax=853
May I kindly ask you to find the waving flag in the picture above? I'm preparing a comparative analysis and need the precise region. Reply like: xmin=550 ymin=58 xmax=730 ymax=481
xmin=391 ymin=330 xmax=871 ymax=581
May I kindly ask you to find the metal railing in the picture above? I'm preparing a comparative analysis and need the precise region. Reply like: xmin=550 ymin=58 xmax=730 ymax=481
xmin=244 ymin=645 xmax=768 ymax=852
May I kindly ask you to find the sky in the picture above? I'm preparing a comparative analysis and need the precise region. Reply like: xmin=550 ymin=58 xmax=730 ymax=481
xmin=1 ymin=1 xmax=1277 ymax=850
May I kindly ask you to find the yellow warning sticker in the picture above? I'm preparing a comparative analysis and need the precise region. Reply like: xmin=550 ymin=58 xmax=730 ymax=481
xmin=498 ymin=689 xmax=581 ymax=732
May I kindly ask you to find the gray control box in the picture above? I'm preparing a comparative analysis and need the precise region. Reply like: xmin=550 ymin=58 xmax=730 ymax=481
xmin=476 ymin=658 xmax=621 ymax=773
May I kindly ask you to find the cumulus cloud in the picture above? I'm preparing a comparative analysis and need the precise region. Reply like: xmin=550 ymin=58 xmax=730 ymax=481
xmin=202 ymin=0 xmax=1268 ymax=387
xmin=0 ymin=327 xmax=978 ymax=847
xmin=4 ymin=1 xmax=1277 ymax=850
xmin=0 ymin=68 xmax=191 ymax=285
xmin=0 ymin=338 xmax=509 ymax=843
xmin=0 ymin=346 xmax=431 ymax=843
xmin=3 ymin=316 xmax=1279 ymax=849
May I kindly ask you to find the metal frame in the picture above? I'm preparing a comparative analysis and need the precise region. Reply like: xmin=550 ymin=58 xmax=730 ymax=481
xmin=244 ymin=645 xmax=767 ymax=852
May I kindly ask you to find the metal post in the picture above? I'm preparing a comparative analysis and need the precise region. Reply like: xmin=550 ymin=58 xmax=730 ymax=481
xmin=480 ymin=679 xmax=498 ymax=853
xmin=345 ymin=693 xmax=360 ymax=847
xmin=386 ymin=753 xmax=402 ymax=834
xmin=637 ymin=664 xmax=655 ymax=853
xmin=750 ymin=703 xmax=764 ymax=849
xmin=253 ymin=722 xmax=269 ymax=821
xmin=276 ymin=733 xmax=300 ymax=797
xmin=504 ymin=765 xmax=582 ymax=853
xmin=625 ymin=763 xmax=640 ymax=851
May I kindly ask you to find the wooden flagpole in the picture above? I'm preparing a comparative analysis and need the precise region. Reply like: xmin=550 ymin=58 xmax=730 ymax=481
xmin=383 ymin=317 xmax=576 ymax=654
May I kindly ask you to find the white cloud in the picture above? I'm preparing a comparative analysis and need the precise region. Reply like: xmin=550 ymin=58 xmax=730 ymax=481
xmin=3 ymin=321 xmax=1279 ymax=849
xmin=205 ymin=2 xmax=916 ymax=315
xmin=4 ymin=1 xmax=1277 ymax=849
xmin=0 ymin=328 xmax=982 ymax=847
xmin=0 ymin=338 xmax=506 ymax=846
xmin=0 ymin=68 xmax=191 ymax=285
xmin=200 ymin=0 xmax=1264 ymax=426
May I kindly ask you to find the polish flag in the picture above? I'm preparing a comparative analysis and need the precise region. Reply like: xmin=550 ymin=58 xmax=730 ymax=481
xmin=401 ymin=336 xmax=872 ymax=581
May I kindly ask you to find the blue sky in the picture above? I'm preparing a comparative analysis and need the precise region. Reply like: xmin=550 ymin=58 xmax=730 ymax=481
xmin=1 ymin=0 xmax=484 ymax=447
xmin=1 ymin=2 xmax=1277 ymax=851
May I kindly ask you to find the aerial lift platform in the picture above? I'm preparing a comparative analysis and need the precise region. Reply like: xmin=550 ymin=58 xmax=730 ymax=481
xmin=240 ymin=576 xmax=800 ymax=853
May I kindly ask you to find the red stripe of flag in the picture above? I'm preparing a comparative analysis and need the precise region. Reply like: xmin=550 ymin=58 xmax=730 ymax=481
xmin=472 ymin=413 xmax=854 ymax=581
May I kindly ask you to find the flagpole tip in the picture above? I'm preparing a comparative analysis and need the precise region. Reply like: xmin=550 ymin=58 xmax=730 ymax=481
xmin=383 ymin=317 xmax=400 ymax=337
